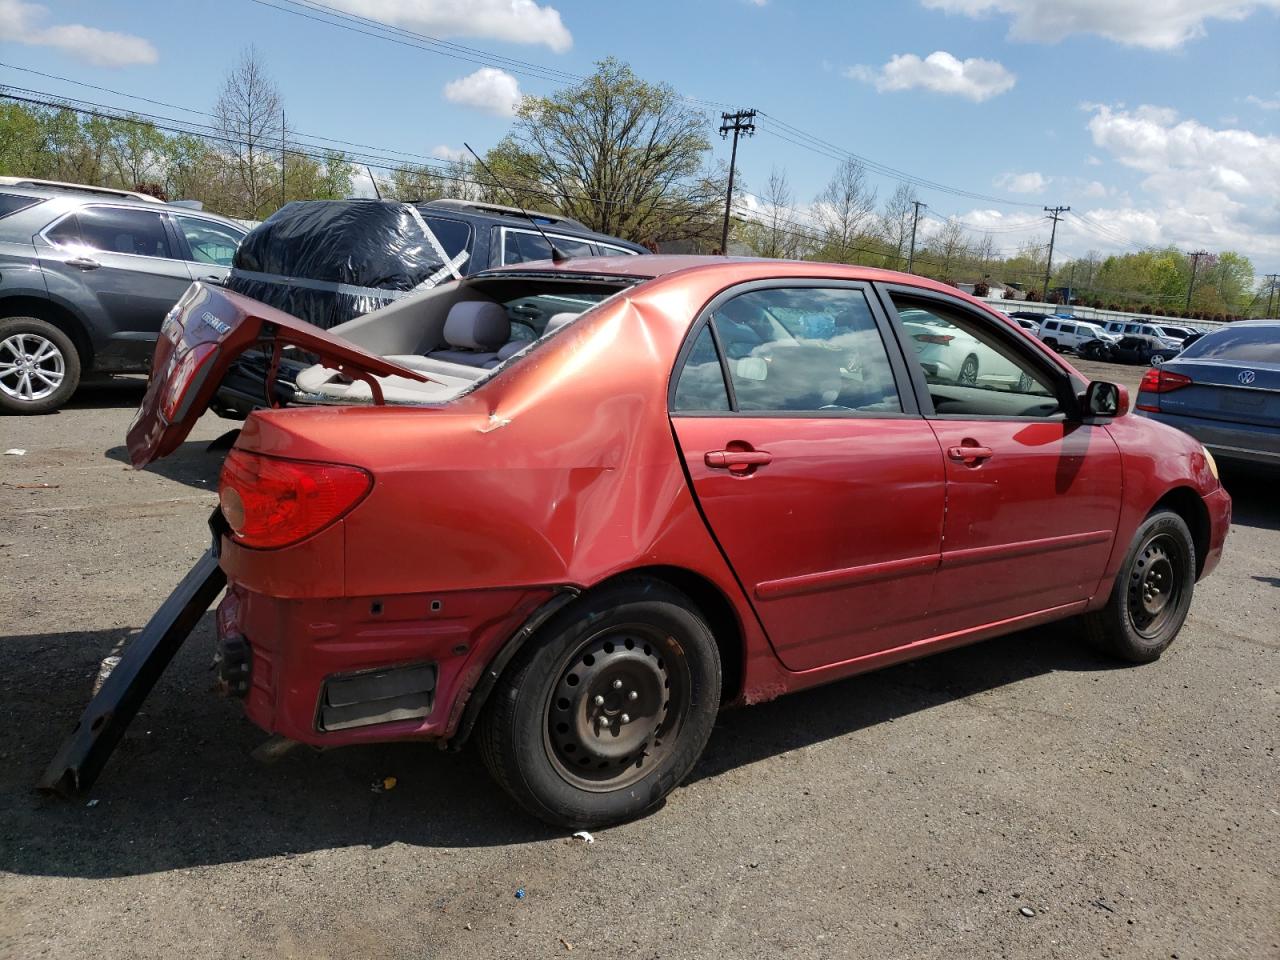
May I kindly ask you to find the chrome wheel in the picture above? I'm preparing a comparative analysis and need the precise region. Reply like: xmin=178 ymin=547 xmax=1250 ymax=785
xmin=958 ymin=355 xmax=979 ymax=385
xmin=1127 ymin=533 xmax=1185 ymax=638
xmin=1149 ymin=353 xmax=1165 ymax=366
xmin=0 ymin=332 xmax=65 ymax=402
xmin=544 ymin=625 xmax=690 ymax=792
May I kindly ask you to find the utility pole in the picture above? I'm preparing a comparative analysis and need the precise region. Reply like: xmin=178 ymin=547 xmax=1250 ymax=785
xmin=906 ymin=200 xmax=926 ymax=273
xmin=1042 ymin=205 xmax=1069 ymax=301
xmin=1264 ymin=273 xmax=1278 ymax=318
xmin=1185 ymin=250 xmax=1209 ymax=311
xmin=718 ymin=109 xmax=756 ymax=255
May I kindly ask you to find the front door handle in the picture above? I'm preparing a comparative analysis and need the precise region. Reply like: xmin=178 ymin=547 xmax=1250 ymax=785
xmin=705 ymin=449 xmax=772 ymax=470
xmin=948 ymin=444 xmax=994 ymax=464
xmin=66 ymin=257 xmax=100 ymax=270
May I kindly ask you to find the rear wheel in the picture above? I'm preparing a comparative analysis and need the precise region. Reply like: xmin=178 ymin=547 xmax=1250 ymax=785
xmin=479 ymin=580 xmax=721 ymax=828
xmin=1082 ymin=509 xmax=1195 ymax=663
xmin=0 ymin=317 xmax=81 ymax=414
xmin=958 ymin=354 xmax=979 ymax=385
xmin=1042 ymin=337 xmax=1059 ymax=352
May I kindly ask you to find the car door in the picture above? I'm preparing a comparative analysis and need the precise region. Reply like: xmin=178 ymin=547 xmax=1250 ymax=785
xmin=881 ymin=288 xmax=1123 ymax=636
xmin=39 ymin=204 xmax=196 ymax=347
xmin=669 ymin=282 xmax=946 ymax=672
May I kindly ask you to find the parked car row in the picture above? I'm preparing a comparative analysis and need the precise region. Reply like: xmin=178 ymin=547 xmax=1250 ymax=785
xmin=0 ymin=182 xmax=645 ymax=414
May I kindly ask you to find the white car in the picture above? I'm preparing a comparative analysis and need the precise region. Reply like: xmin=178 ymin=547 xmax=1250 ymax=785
xmin=901 ymin=309 xmax=1033 ymax=389
xmin=1037 ymin=317 xmax=1117 ymax=354
xmin=1101 ymin=319 xmax=1187 ymax=349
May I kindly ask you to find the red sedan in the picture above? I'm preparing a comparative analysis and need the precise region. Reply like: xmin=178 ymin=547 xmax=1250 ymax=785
xmin=47 ymin=256 xmax=1231 ymax=827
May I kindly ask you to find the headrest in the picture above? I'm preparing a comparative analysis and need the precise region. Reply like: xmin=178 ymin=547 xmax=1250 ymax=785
xmin=444 ymin=300 xmax=509 ymax=351
xmin=543 ymin=312 xmax=580 ymax=336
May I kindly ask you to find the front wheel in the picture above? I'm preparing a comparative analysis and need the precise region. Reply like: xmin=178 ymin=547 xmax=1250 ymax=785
xmin=478 ymin=580 xmax=721 ymax=828
xmin=0 ymin=317 xmax=81 ymax=414
xmin=957 ymin=354 xmax=979 ymax=385
xmin=1082 ymin=509 xmax=1196 ymax=663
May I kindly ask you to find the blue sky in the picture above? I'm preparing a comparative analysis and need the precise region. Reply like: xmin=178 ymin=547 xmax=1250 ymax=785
xmin=2 ymin=0 xmax=1278 ymax=270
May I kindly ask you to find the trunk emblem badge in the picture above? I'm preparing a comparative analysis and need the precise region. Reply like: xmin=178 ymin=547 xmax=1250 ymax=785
xmin=201 ymin=312 xmax=231 ymax=336
xmin=1238 ymin=370 xmax=1256 ymax=385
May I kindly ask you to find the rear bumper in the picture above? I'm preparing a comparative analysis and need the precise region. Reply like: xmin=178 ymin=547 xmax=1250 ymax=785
xmin=215 ymin=578 xmax=556 ymax=747
xmin=1200 ymin=485 xmax=1231 ymax=581
xmin=1137 ymin=409 xmax=1280 ymax=467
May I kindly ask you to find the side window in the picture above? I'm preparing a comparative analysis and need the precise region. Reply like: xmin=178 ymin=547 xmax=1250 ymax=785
xmin=76 ymin=206 xmax=173 ymax=258
xmin=1059 ymin=323 xmax=1076 ymax=335
xmin=174 ymin=216 xmax=244 ymax=266
xmin=672 ymin=325 xmax=730 ymax=412
xmin=502 ymin=229 xmax=594 ymax=264
xmin=1043 ymin=321 xmax=1058 ymax=332
xmin=44 ymin=213 xmax=81 ymax=246
xmin=1124 ymin=323 xmax=1140 ymax=334
xmin=595 ymin=241 xmax=639 ymax=257
xmin=892 ymin=297 xmax=1062 ymax=419
xmin=424 ymin=216 xmax=473 ymax=259
xmin=709 ymin=286 xmax=901 ymax=414
xmin=0 ymin=193 xmax=42 ymax=219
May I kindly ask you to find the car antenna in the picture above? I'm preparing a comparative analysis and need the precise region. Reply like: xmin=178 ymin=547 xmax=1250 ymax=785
xmin=463 ymin=142 xmax=568 ymax=263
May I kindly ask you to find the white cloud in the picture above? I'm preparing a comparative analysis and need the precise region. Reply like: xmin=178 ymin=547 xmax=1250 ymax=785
xmin=995 ymin=171 xmax=1048 ymax=193
xmin=0 ymin=0 xmax=158 ymax=66
xmin=846 ymin=51 xmax=1016 ymax=102
xmin=1246 ymin=93 xmax=1280 ymax=111
xmin=325 ymin=0 xmax=571 ymax=52
xmin=1082 ymin=180 xmax=1108 ymax=198
xmin=1085 ymin=154 xmax=1102 ymax=166
xmin=443 ymin=68 xmax=523 ymax=116
xmin=431 ymin=144 xmax=469 ymax=162
xmin=921 ymin=0 xmax=1280 ymax=50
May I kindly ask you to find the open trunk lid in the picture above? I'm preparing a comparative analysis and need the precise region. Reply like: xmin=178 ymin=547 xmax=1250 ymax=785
xmin=126 ymin=282 xmax=430 ymax=467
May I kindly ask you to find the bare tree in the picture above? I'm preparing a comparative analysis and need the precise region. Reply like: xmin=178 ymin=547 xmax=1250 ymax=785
xmin=741 ymin=165 xmax=800 ymax=259
xmin=930 ymin=217 xmax=970 ymax=281
xmin=214 ymin=47 xmax=284 ymax=219
xmin=877 ymin=182 xmax=917 ymax=268
xmin=813 ymin=158 xmax=877 ymax=263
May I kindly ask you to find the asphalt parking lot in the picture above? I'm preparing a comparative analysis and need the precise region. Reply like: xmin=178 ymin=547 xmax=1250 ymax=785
xmin=1 ymin=366 xmax=1277 ymax=960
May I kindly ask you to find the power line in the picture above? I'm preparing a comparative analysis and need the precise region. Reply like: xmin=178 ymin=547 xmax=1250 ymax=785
xmin=1185 ymin=250 xmax=1210 ymax=310
xmin=719 ymin=109 xmax=756 ymax=253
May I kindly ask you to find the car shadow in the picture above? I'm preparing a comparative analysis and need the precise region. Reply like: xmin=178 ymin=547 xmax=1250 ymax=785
xmin=0 ymin=615 xmax=1120 ymax=879
xmin=64 ymin=376 xmax=148 ymax=410
xmin=104 ymin=436 xmax=231 ymax=489
xmin=1221 ymin=467 xmax=1280 ymax=533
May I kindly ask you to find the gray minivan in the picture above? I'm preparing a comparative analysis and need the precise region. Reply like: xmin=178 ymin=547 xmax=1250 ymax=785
xmin=0 ymin=184 xmax=246 ymax=413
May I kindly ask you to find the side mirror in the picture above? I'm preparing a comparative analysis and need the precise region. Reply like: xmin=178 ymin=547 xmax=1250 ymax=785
xmin=736 ymin=356 xmax=768 ymax=382
xmin=1082 ymin=380 xmax=1129 ymax=418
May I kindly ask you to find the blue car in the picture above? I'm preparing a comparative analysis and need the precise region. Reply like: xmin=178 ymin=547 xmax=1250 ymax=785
xmin=1135 ymin=320 xmax=1280 ymax=470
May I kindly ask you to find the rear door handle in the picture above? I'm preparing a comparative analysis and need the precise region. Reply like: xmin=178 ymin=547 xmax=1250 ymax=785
xmin=66 ymin=257 xmax=100 ymax=270
xmin=948 ymin=444 xmax=994 ymax=463
xmin=705 ymin=449 xmax=772 ymax=469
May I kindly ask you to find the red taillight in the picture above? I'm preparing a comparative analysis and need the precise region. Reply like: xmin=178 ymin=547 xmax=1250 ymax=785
xmin=914 ymin=333 xmax=954 ymax=345
xmin=218 ymin=449 xmax=372 ymax=549
xmin=1136 ymin=368 xmax=1192 ymax=412
xmin=1139 ymin=368 xmax=1192 ymax=393
xmin=161 ymin=342 xmax=217 ymax=421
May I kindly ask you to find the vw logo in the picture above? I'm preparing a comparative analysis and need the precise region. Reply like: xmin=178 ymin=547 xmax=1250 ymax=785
xmin=1238 ymin=370 xmax=1256 ymax=385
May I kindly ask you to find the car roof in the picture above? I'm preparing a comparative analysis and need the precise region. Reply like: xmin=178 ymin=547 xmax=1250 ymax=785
xmin=0 ymin=183 xmax=246 ymax=229
xmin=418 ymin=200 xmax=647 ymax=252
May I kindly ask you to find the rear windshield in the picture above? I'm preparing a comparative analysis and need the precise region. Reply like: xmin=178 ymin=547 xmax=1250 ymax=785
xmin=0 ymin=192 xmax=42 ymax=219
xmin=1179 ymin=326 xmax=1280 ymax=364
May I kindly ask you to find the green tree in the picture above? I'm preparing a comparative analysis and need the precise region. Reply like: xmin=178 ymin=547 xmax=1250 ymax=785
xmin=495 ymin=57 xmax=725 ymax=245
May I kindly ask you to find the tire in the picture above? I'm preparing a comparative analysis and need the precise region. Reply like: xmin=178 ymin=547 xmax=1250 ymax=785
xmin=478 ymin=579 xmax=722 ymax=828
xmin=1082 ymin=509 xmax=1196 ymax=663
xmin=0 ymin=317 xmax=81 ymax=415
xmin=1043 ymin=337 xmax=1059 ymax=352
xmin=958 ymin=354 xmax=979 ymax=385
xmin=1149 ymin=353 xmax=1164 ymax=366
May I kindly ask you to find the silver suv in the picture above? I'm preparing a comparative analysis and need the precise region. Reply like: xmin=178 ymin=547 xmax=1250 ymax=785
xmin=0 ymin=184 xmax=246 ymax=413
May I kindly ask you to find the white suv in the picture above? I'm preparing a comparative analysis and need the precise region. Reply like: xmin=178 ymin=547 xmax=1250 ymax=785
xmin=1037 ymin=317 xmax=1116 ymax=354
xmin=1102 ymin=320 xmax=1187 ymax=349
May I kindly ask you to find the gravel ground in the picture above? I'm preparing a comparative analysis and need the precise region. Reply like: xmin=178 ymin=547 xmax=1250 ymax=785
xmin=1 ymin=369 xmax=1277 ymax=960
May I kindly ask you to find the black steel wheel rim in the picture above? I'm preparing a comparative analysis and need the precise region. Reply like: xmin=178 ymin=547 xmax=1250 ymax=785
xmin=1127 ymin=532 xmax=1185 ymax=637
xmin=543 ymin=623 xmax=690 ymax=792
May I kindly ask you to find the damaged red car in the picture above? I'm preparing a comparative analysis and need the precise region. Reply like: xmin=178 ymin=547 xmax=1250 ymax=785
xmin=43 ymin=256 xmax=1231 ymax=828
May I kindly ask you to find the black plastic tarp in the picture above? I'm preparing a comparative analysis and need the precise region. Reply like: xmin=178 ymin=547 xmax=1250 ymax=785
xmin=227 ymin=200 xmax=469 ymax=330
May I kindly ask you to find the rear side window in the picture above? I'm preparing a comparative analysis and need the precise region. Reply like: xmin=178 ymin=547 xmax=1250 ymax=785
xmin=596 ymin=241 xmax=639 ymax=256
xmin=174 ymin=215 xmax=244 ymax=266
xmin=673 ymin=286 xmax=902 ymax=415
xmin=74 ymin=206 xmax=173 ymax=258
xmin=1059 ymin=323 xmax=1076 ymax=335
xmin=425 ymin=216 xmax=472 ymax=259
xmin=1043 ymin=321 xmax=1058 ymax=331
xmin=0 ymin=193 xmax=42 ymax=219
xmin=1179 ymin=326 xmax=1280 ymax=364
